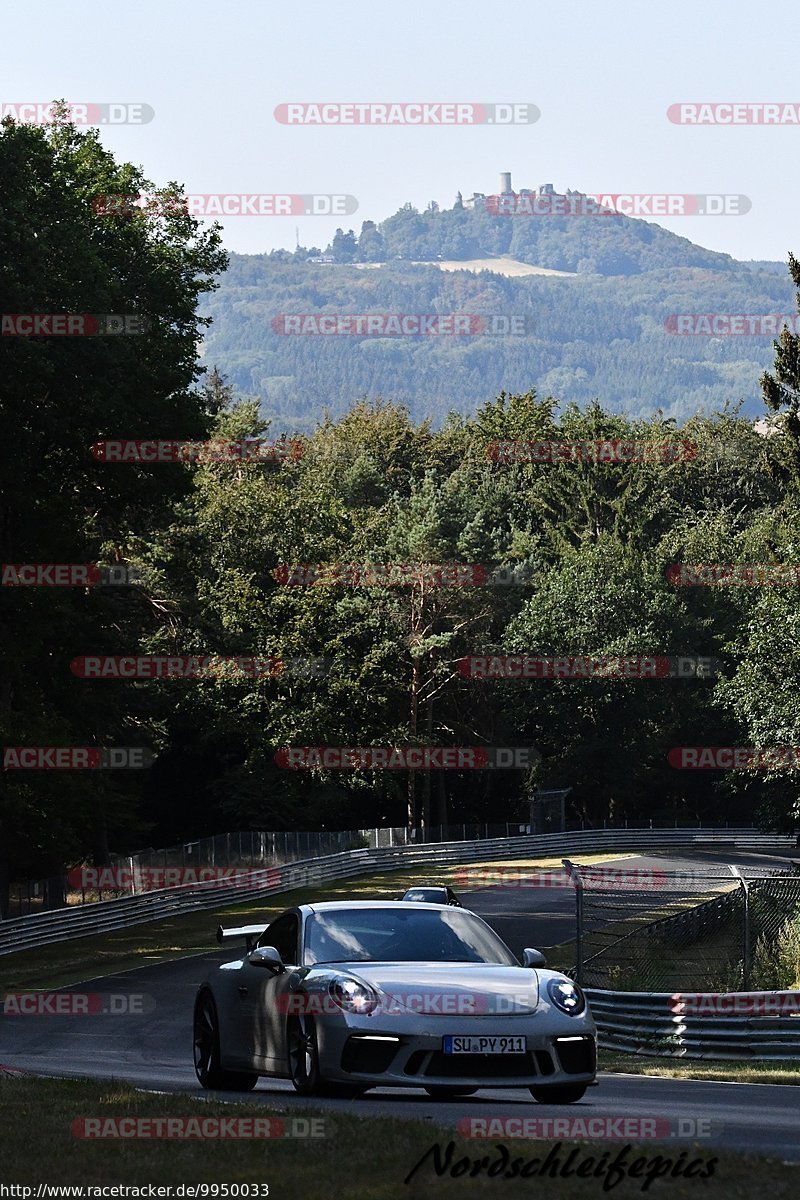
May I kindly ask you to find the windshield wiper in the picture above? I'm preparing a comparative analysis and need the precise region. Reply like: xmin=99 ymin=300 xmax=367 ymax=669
xmin=312 ymin=957 xmax=373 ymax=964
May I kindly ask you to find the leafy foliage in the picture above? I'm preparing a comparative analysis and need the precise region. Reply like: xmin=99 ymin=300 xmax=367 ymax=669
xmin=201 ymin=246 xmax=795 ymax=429
xmin=5 ymin=119 xmax=800 ymax=888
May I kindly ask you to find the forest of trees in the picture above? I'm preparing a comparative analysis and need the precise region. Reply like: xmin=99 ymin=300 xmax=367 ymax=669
xmin=201 ymin=245 xmax=795 ymax=430
xmin=5 ymin=114 xmax=800 ymax=897
xmin=276 ymin=197 xmax=743 ymax=275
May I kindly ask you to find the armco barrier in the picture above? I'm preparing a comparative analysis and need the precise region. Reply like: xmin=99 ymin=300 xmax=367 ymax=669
xmin=0 ymin=827 xmax=794 ymax=957
xmin=587 ymin=988 xmax=800 ymax=1061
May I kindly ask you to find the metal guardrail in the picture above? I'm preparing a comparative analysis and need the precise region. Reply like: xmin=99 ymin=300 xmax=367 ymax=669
xmin=0 ymin=851 xmax=373 ymax=957
xmin=587 ymin=988 xmax=800 ymax=1061
xmin=0 ymin=827 xmax=794 ymax=957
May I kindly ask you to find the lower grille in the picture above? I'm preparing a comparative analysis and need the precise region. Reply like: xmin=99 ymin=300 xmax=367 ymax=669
xmin=534 ymin=1049 xmax=555 ymax=1076
xmin=554 ymin=1037 xmax=596 ymax=1075
xmin=423 ymin=1052 xmax=538 ymax=1079
xmin=404 ymin=1050 xmax=427 ymax=1076
xmin=341 ymin=1037 xmax=399 ymax=1074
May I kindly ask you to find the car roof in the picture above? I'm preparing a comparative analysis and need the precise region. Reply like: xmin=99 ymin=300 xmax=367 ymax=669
xmin=299 ymin=899 xmax=457 ymax=914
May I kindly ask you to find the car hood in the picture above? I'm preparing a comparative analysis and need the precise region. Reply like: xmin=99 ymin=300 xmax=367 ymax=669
xmin=325 ymin=962 xmax=541 ymax=1016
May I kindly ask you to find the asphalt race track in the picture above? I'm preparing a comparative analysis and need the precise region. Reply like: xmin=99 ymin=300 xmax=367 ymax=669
xmin=2 ymin=851 xmax=800 ymax=1161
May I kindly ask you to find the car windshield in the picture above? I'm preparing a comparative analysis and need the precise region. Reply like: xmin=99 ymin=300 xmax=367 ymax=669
xmin=405 ymin=889 xmax=444 ymax=901
xmin=304 ymin=907 xmax=517 ymax=966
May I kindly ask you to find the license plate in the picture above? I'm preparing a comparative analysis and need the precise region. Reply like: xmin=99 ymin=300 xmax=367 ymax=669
xmin=443 ymin=1035 xmax=526 ymax=1055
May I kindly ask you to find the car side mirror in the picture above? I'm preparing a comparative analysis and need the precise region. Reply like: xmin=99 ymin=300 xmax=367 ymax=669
xmin=247 ymin=945 xmax=285 ymax=973
xmin=522 ymin=947 xmax=546 ymax=968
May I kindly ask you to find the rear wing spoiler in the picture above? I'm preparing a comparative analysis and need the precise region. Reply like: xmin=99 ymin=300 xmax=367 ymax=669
xmin=216 ymin=924 xmax=265 ymax=950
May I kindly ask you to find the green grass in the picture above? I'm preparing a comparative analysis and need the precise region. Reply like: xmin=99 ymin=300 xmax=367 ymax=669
xmin=598 ymin=1048 xmax=800 ymax=1087
xmin=1 ymin=1076 xmax=798 ymax=1196
xmin=0 ymin=853 xmax=624 ymax=992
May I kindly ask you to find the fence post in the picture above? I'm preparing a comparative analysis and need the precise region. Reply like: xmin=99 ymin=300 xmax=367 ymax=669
xmin=742 ymin=881 xmax=751 ymax=989
xmin=562 ymin=859 xmax=584 ymax=986
xmin=729 ymin=866 xmax=751 ymax=989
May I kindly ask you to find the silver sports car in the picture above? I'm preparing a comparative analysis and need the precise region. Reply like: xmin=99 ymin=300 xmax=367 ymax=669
xmin=193 ymin=900 xmax=596 ymax=1102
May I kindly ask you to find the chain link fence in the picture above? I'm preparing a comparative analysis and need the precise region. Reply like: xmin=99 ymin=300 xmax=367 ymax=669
xmin=3 ymin=876 xmax=68 ymax=920
xmin=5 ymin=821 xmax=542 ymax=916
xmin=5 ymin=819 xmax=786 ymax=929
xmin=568 ymin=860 xmax=800 ymax=991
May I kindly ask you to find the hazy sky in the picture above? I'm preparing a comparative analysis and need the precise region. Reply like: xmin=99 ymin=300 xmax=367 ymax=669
xmin=4 ymin=1 xmax=797 ymax=263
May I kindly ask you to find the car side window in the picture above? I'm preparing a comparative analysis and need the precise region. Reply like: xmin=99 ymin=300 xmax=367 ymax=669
xmin=259 ymin=914 xmax=299 ymax=964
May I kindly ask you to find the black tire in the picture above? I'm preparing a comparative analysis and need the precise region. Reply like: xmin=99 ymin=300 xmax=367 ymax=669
xmin=287 ymin=1011 xmax=322 ymax=1095
xmin=424 ymin=1086 xmax=479 ymax=1099
xmin=529 ymin=1083 xmax=587 ymax=1104
xmin=193 ymin=991 xmax=258 ymax=1091
xmin=287 ymin=1012 xmax=366 ymax=1098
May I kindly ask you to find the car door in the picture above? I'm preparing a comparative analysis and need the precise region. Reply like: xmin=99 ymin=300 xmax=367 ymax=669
xmin=231 ymin=912 xmax=301 ymax=1073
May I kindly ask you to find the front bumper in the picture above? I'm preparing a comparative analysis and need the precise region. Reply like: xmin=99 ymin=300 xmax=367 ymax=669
xmin=316 ymin=1019 xmax=597 ymax=1088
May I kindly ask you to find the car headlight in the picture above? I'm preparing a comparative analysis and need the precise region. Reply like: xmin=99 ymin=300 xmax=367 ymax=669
xmin=547 ymin=979 xmax=586 ymax=1016
xmin=328 ymin=976 xmax=379 ymax=1015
